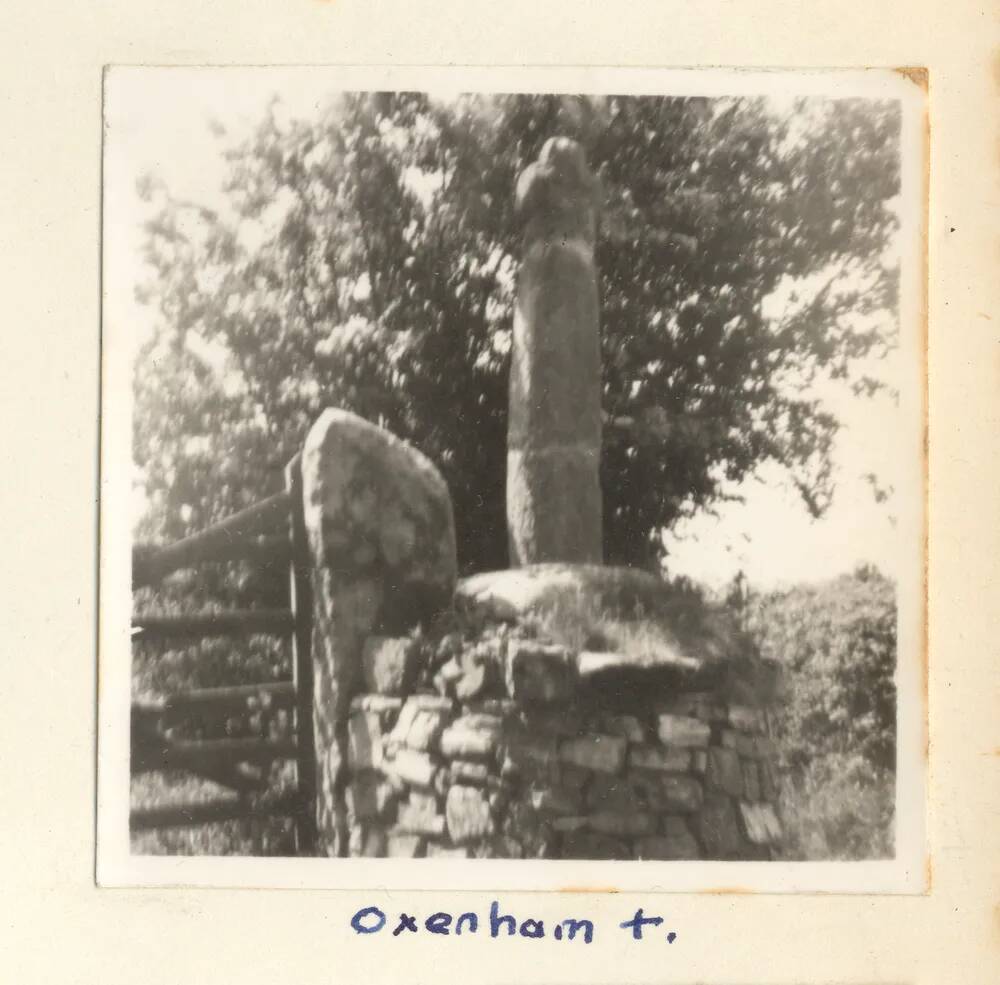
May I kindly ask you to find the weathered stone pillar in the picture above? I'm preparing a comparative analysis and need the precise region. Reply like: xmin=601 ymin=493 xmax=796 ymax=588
xmin=300 ymin=409 xmax=457 ymax=855
xmin=507 ymin=137 xmax=603 ymax=566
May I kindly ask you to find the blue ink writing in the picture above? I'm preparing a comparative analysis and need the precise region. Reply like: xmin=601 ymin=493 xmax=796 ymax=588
xmin=351 ymin=906 xmax=386 ymax=935
xmin=620 ymin=908 xmax=663 ymax=941
xmin=392 ymin=913 xmax=418 ymax=936
xmin=348 ymin=901 xmax=671 ymax=945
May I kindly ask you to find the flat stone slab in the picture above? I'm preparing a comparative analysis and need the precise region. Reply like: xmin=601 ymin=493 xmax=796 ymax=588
xmin=657 ymin=714 xmax=712 ymax=747
xmin=456 ymin=564 xmax=740 ymax=670
xmin=628 ymin=744 xmax=691 ymax=773
xmin=559 ymin=734 xmax=627 ymax=774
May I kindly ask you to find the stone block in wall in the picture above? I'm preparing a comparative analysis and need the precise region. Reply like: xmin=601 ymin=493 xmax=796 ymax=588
xmin=628 ymin=744 xmax=691 ymax=773
xmin=706 ymin=746 xmax=745 ymax=798
xmin=362 ymin=635 xmax=422 ymax=695
xmin=523 ymin=707 xmax=585 ymax=738
xmin=439 ymin=717 xmax=504 ymax=760
xmin=656 ymin=714 xmax=711 ymax=747
xmin=742 ymin=760 xmax=761 ymax=802
xmin=435 ymin=632 xmax=465 ymax=662
xmin=503 ymin=801 xmax=556 ymax=858
xmin=586 ymin=811 xmax=658 ymax=838
xmin=560 ymin=831 xmax=630 ymax=860
xmin=758 ymin=759 xmax=780 ymax=802
xmin=350 ymin=694 xmax=405 ymax=716
xmin=601 ymin=713 xmax=648 ymax=744
xmin=506 ymin=641 xmax=577 ymax=704
xmin=433 ymin=659 xmax=464 ymax=696
xmin=445 ymin=785 xmax=493 ymax=845
xmin=551 ymin=816 xmax=588 ymax=833
xmin=505 ymin=733 xmax=559 ymax=777
xmin=654 ymin=773 xmax=704 ymax=813
xmin=465 ymin=698 xmax=518 ymax=718
xmin=387 ymin=695 xmax=453 ymax=752
xmin=629 ymin=770 xmax=703 ymax=813
xmin=347 ymin=708 xmax=386 ymax=770
xmin=634 ymin=817 xmax=701 ymax=860
xmin=586 ymin=774 xmax=636 ymax=814
xmin=587 ymin=770 xmax=701 ymax=814
xmin=437 ymin=639 xmax=504 ymax=702
xmin=698 ymin=793 xmax=744 ymax=858
xmin=349 ymin=823 xmax=388 ymax=857
xmin=383 ymin=748 xmax=437 ymax=789
xmin=426 ymin=842 xmax=471 ymax=859
xmin=458 ymin=711 xmax=506 ymax=732
xmin=454 ymin=662 xmax=489 ymax=701
xmin=559 ymin=733 xmax=627 ymax=774
xmin=386 ymin=833 xmax=425 ymax=858
xmin=525 ymin=783 xmax=582 ymax=816
xmin=362 ymin=825 xmax=388 ymax=857
xmin=396 ymin=792 xmax=446 ymax=837
xmin=729 ymin=704 xmax=765 ymax=734
xmin=738 ymin=802 xmax=783 ymax=845
xmin=449 ymin=760 xmax=491 ymax=786
xmin=720 ymin=728 xmax=757 ymax=758
xmin=691 ymin=749 xmax=708 ymax=774
xmin=660 ymin=692 xmax=727 ymax=723
xmin=559 ymin=764 xmax=591 ymax=793
xmin=346 ymin=772 xmax=397 ymax=821
xmin=488 ymin=787 xmax=509 ymax=817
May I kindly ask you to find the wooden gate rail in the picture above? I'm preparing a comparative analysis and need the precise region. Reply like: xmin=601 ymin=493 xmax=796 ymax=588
xmin=142 ymin=737 xmax=298 ymax=772
xmin=284 ymin=455 xmax=318 ymax=851
xmin=132 ymin=490 xmax=292 ymax=588
xmin=129 ymin=458 xmax=317 ymax=854
xmin=130 ymin=790 xmax=306 ymax=832
xmin=133 ymin=682 xmax=297 ymax=723
xmin=131 ymin=608 xmax=296 ymax=640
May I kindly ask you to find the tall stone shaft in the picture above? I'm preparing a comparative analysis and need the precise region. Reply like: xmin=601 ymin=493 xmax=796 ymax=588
xmin=507 ymin=137 xmax=603 ymax=566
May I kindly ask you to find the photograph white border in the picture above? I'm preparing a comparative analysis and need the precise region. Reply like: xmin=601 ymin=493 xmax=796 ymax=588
xmin=97 ymin=63 xmax=928 ymax=893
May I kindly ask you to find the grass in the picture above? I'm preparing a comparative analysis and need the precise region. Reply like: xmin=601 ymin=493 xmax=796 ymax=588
xmin=774 ymin=754 xmax=895 ymax=861
xmin=525 ymin=589 xmax=712 ymax=670
xmin=130 ymin=765 xmax=299 ymax=856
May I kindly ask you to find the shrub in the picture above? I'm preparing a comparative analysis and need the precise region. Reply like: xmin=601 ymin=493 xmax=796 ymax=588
xmin=744 ymin=566 xmax=897 ymax=859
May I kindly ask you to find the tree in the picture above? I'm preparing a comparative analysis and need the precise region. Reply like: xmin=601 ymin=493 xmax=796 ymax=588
xmin=134 ymin=91 xmax=901 ymax=573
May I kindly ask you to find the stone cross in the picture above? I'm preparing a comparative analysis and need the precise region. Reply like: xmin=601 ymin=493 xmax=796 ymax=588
xmin=507 ymin=137 xmax=603 ymax=566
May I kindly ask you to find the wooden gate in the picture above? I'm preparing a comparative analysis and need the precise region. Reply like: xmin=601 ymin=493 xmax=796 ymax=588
xmin=129 ymin=456 xmax=317 ymax=854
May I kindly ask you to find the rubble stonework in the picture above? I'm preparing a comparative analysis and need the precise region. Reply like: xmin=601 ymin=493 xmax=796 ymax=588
xmin=338 ymin=583 xmax=784 ymax=861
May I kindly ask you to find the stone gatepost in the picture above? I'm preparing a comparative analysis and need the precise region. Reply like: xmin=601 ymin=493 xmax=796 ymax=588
xmin=507 ymin=137 xmax=604 ymax=566
xmin=300 ymin=409 xmax=457 ymax=855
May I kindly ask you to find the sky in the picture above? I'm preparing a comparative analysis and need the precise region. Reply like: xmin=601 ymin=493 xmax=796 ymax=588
xmin=105 ymin=69 xmax=912 ymax=592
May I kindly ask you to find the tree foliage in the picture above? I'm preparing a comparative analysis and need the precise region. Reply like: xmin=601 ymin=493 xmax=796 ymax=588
xmin=746 ymin=565 xmax=897 ymax=772
xmin=134 ymin=92 xmax=901 ymax=572
xmin=744 ymin=566 xmax=897 ymax=858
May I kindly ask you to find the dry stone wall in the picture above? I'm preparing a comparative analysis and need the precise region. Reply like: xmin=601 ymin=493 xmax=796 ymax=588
xmin=298 ymin=410 xmax=781 ymax=861
xmin=343 ymin=619 xmax=783 ymax=861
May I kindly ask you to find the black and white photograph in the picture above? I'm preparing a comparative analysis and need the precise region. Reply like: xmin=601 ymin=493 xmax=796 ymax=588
xmin=98 ymin=67 xmax=926 ymax=890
